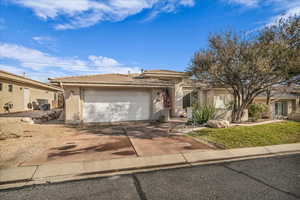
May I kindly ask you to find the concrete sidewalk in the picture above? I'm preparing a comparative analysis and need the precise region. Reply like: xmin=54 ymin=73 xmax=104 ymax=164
xmin=1 ymin=143 xmax=300 ymax=190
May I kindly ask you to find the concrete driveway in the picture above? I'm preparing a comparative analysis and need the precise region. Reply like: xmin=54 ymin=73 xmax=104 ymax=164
xmin=13 ymin=122 xmax=215 ymax=167
xmin=124 ymin=122 xmax=214 ymax=156
xmin=20 ymin=124 xmax=136 ymax=166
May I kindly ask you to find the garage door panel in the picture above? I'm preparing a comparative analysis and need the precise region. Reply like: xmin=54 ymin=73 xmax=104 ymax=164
xmin=83 ymin=90 xmax=151 ymax=122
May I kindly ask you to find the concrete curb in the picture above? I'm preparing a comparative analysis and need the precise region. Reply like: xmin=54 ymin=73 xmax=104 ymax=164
xmin=0 ymin=143 xmax=299 ymax=190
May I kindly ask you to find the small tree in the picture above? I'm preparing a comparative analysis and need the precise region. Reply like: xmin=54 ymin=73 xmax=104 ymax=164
xmin=258 ymin=16 xmax=300 ymax=84
xmin=189 ymin=16 xmax=299 ymax=122
xmin=190 ymin=33 xmax=287 ymax=122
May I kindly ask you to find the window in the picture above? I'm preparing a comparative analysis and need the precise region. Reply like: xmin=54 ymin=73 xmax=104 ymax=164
xmin=183 ymin=93 xmax=191 ymax=109
xmin=183 ymin=91 xmax=198 ymax=109
xmin=0 ymin=83 xmax=2 ymax=91
xmin=8 ymin=84 xmax=13 ymax=92
xmin=214 ymin=95 xmax=226 ymax=109
xmin=275 ymin=101 xmax=288 ymax=116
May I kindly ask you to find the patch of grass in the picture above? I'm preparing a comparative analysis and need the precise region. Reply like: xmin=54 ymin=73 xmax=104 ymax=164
xmin=188 ymin=121 xmax=300 ymax=149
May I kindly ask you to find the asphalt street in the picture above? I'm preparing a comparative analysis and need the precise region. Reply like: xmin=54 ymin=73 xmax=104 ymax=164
xmin=1 ymin=154 xmax=300 ymax=200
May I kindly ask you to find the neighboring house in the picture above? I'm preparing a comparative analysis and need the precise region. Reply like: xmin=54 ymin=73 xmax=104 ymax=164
xmin=49 ymin=69 xmax=299 ymax=124
xmin=253 ymin=86 xmax=300 ymax=119
xmin=0 ymin=70 xmax=63 ymax=113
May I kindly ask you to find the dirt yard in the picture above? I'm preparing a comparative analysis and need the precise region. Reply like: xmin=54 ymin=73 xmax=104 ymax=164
xmin=0 ymin=122 xmax=216 ymax=169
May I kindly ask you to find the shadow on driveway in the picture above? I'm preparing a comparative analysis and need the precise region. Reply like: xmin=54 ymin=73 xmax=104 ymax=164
xmin=21 ymin=122 xmax=216 ymax=166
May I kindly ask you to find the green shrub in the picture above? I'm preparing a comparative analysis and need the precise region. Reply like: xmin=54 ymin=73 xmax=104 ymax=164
xmin=188 ymin=104 xmax=217 ymax=125
xmin=248 ymin=103 xmax=268 ymax=121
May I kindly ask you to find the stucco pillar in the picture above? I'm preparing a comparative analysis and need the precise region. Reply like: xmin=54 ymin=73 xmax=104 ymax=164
xmin=197 ymin=90 xmax=206 ymax=106
xmin=64 ymin=87 xmax=82 ymax=124
xmin=295 ymin=98 xmax=300 ymax=112
xmin=207 ymin=89 xmax=215 ymax=106
xmin=151 ymin=88 xmax=164 ymax=120
xmin=171 ymin=82 xmax=185 ymax=117
xmin=287 ymin=101 xmax=293 ymax=115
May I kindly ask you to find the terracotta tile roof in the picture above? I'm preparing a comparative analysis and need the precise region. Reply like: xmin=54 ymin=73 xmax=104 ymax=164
xmin=49 ymin=73 xmax=173 ymax=86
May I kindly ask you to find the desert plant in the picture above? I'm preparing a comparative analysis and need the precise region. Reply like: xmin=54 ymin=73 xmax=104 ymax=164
xmin=188 ymin=104 xmax=217 ymax=125
xmin=248 ymin=103 xmax=268 ymax=121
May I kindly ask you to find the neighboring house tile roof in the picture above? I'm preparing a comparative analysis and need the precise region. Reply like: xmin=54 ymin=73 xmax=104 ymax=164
xmin=0 ymin=70 xmax=63 ymax=91
xmin=141 ymin=69 xmax=190 ymax=78
xmin=256 ymin=85 xmax=300 ymax=99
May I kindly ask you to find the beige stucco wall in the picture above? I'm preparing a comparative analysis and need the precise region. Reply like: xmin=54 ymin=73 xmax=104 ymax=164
xmin=198 ymin=88 xmax=251 ymax=122
xmin=0 ymin=79 xmax=58 ymax=113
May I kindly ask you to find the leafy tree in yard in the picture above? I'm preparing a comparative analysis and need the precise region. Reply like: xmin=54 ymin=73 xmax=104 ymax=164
xmin=189 ymin=16 xmax=300 ymax=122
xmin=258 ymin=16 xmax=300 ymax=84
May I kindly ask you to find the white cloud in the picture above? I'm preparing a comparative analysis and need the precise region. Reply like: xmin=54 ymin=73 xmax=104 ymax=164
xmin=0 ymin=64 xmax=24 ymax=75
xmin=0 ymin=43 xmax=88 ymax=71
xmin=32 ymin=36 xmax=59 ymax=52
xmin=9 ymin=0 xmax=195 ymax=30
xmin=32 ymin=36 xmax=54 ymax=44
xmin=0 ymin=43 xmax=140 ymax=78
xmin=225 ymin=0 xmax=300 ymax=25
xmin=0 ymin=64 xmax=71 ymax=82
xmin=227 ymin=0 xmax=259 ymax=7
xmin=267 ymin=1 xmax=300 ymax=24
xmin=88 ymin=55 xmax=140 ymax=74
xmin=88 ymin=55 xmax=119 ymax=67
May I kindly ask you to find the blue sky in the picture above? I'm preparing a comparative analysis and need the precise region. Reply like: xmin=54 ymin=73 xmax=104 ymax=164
xmin=0 ymin=0 xmax=300 ymax=82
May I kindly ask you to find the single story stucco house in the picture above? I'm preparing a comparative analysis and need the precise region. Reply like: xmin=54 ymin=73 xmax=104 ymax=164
xmin=49 ymin=70 xmax=227 ymax=123
xmin=49 ymin=70 xmax=300 ymax=124
xmin=0 ymin=70 xmax=63 ymax=113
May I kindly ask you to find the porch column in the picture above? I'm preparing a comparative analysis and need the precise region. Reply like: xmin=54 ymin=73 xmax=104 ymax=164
xmin=198 ymin=90 xmax=208 ymax=106
xmin=171 ymin=82 xmax=185 ymax=117
xmin=151 ymin=88 xmax=164 ymax=120
xmin=295 ymin=98 xmax=300 ymax=112
xmin=206 ymin=89 xmax=215 ymax=106
xmin=64 ymin=87 xmax=82 ymax=124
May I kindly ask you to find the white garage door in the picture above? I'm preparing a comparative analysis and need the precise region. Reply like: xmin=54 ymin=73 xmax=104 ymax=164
xmin=83 ymin=89 xmax=151 ymax=123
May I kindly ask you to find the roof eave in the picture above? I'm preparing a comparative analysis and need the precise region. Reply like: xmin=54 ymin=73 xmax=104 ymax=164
xmin=56 ymin=82 xmax=173 ymax=88
xmin=0 ymin=71 xmax=63 ymax=92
